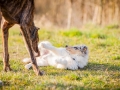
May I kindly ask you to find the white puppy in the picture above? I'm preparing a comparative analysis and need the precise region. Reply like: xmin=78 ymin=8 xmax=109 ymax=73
xmin=23 ymin=41 xmax=89 ymax=70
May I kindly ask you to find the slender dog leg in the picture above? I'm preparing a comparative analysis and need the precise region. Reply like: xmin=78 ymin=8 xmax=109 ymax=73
xmin=20 ymin=25 xmax=43 ymax=76
xmin=1 ymin=21 xmax=13 ymax=71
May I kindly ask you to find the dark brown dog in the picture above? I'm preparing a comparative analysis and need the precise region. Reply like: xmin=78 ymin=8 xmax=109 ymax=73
xmin=0 ymin=0 xmax=43 ymax=75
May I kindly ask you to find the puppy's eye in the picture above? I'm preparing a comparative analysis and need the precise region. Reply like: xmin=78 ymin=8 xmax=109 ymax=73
xmin=74 ymin=47 xmax=78 ymax=50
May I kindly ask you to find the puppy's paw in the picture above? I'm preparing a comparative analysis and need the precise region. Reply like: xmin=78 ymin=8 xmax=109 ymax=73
xmin=67 ymin=61 xmax=78 ymax=70
xmin=41 ymin=43 xmax=47 ymax=48
xmin=25 ymin=63 xmax=32 ymax=70
xmin=23 ymin=58 xmax=31 ymax=64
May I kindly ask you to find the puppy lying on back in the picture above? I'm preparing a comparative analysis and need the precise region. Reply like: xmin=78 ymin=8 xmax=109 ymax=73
xmin=23 ymin=41 xmax=89 ymax=70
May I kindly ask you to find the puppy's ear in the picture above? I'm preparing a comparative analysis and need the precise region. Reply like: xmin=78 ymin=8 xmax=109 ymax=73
xmin=83 ymin=46 xmax=87 ymax=52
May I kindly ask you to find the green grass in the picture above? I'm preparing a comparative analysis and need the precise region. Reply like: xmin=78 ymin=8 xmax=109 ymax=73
xmin=0 ymin=25 xmax=120 ymax=90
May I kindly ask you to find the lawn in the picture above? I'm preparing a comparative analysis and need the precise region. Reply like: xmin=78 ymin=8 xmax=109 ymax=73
xmin=0 ymin=25 xmax=120 ymax=90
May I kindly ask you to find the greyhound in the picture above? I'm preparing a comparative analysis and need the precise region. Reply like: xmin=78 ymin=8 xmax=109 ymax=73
xmin=0 ymin=0 xmax=42 ymax=75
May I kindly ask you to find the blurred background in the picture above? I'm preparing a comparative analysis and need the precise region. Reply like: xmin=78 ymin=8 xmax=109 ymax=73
xmin=34 ymin=0 xmax=120 ymax=28
xmin=0 ymin=1 xmax=120 ymax=89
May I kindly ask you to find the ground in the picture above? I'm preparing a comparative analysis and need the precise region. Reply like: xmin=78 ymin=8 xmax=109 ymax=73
xmin=0 ymin=24 xmax=120 ymax=90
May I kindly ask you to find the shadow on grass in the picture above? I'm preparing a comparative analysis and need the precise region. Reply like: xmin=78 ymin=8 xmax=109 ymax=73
xmin=84 ymin=62 xmax=120 ymax=71
xmin=34 ymin=82 xmax=120 ymax=90
xmin=1 ymin=81 xmax=115 ymax=90
xmin=38 ymin=62 xmax=120 ymax=77
xmin=34 ymin=82 xmax=99 ymax=90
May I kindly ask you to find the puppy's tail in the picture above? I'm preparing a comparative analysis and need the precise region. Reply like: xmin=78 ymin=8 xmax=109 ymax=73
xmin=22 ymin=58 xmax=31 ymax=64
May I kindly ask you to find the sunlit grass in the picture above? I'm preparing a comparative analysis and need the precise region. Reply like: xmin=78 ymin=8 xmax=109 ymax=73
xmin=0 ymin=25 xmax=120 ymax=89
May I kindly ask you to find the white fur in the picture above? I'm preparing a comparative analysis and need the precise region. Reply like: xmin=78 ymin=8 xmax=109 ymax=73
xmin=23 ymin=41 xmax=89 ymax=70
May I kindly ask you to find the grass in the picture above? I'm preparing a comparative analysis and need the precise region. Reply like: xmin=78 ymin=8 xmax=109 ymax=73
xmin=0 ymin=25 xmax=120 ymax=90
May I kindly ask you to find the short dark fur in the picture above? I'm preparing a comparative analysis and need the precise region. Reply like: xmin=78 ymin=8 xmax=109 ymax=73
xmin=0 ymin=0 xmax=42 ymax=75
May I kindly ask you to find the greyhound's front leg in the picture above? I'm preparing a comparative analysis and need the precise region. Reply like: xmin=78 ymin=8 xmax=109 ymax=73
xmin=20 ymin=24 xmax=43 ymax=76
xmin=1 ymin=21 xmax=13 ymax=71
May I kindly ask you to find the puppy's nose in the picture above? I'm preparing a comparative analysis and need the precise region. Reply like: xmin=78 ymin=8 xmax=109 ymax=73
xmin=65 ymin=45 xmax=68 ymax=47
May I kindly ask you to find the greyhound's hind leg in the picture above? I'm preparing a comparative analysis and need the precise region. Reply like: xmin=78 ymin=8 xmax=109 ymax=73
xmin=1 ymin=21 xmax=14 ymax=71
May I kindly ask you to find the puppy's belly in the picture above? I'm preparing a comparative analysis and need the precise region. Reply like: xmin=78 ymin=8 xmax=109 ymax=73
xmin=47 ymin=56 xmax=67 ymax=67
xmin=47 ymin=57 xmax=58 ymax=67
